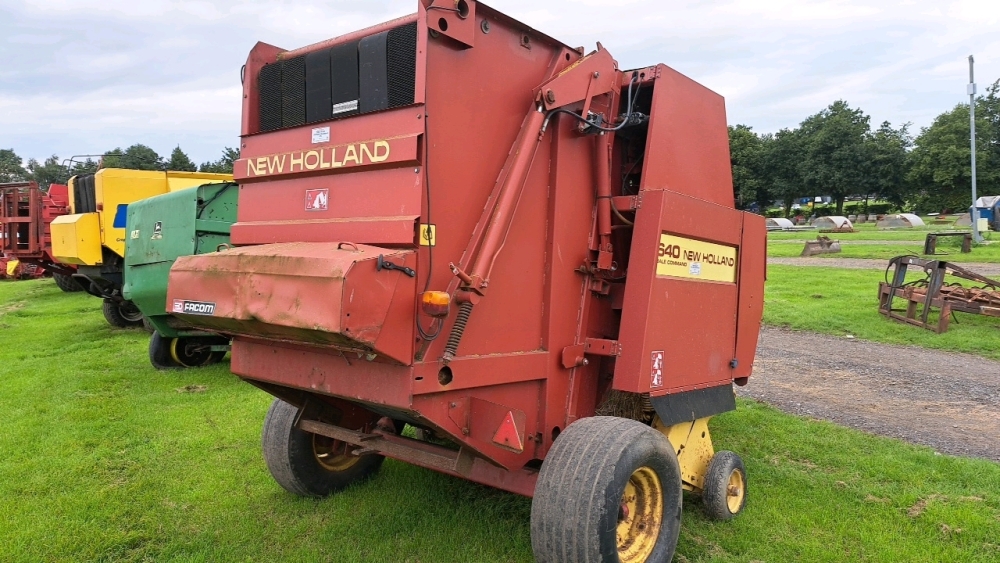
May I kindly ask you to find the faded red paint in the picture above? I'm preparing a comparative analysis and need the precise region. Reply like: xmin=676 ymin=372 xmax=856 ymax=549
xmin=0 ymin=181 xmax=75 ymax=276
xmin=167 ymin=1 xmax=765 ymax=497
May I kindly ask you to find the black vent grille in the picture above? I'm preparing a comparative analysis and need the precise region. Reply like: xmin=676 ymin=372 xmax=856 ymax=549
xmin=258 ymin=63 xmax=283 ymax=132
xmin=73 ymin=174 xmax=97 ymax=214
xmin=281 ymin=55 xmax=307 ymax=128
xmin=305 ymin=49 xmax=333 ymax=123
xmin=257 ymin=22 xmax=417 ymax=133
xmin=387 ymin=23 xmax=417 ymax=109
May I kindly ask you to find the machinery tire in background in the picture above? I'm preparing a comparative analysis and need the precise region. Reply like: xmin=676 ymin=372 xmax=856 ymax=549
xmin=530 ymin=416 xmax=682 ymax=563
xmin=701 ymin=450 xmax=747 ymax=521
xmin=148 ymin=332 xmax=227 ymax=369
xmin=149 ymin=332 xmax=176 ymax=370
xmin=102 ymin=298 xmax=144 ymax=328
xmin=261 ymin=398 xmax=386 ymax=497
xmin=141 ymin=316 xmax=156 ymax=334
xmin=53 ymin=273 xmax=82 ymax=292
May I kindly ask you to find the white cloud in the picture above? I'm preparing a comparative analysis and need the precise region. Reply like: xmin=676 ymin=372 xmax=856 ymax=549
xmin=2 ymin=0 xmax=998 ymax=163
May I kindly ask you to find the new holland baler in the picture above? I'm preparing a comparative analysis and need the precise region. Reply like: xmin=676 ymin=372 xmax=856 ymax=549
xmin=166 ymin=2 xmax=765 ymax=561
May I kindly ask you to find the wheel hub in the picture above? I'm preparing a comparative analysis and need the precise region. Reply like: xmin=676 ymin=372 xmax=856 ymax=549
xmin=726 ymin=469 xmax=745 ymax=513
xmin=616 ymin=466 xmax=663 ymax=563
xmin=312 ymin=434 xmax=362 ymax=472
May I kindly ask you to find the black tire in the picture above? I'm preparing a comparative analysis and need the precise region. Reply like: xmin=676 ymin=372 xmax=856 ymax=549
xmin=208 ymin=349 xmax=228 ymax=364
xmin=531 ymin=416 xmax=682 ymax=563
xmin=149 ymin=331 xmax=178 ymax=370
xmin=102 ymin=299 xmax=143 ymax=328
xmin=261 ymin=398 xmax=385 ymax=497
xmin=141 ymin=316 xmax=156 ymax=334
xmin=53 ymin=273 xmax=82 ymax=292
xmin=702 ymin=450 xmax=747 ymax=521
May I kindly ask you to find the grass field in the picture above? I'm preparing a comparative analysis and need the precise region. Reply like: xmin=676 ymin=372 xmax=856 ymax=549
xmin=764 ymin=265 xmax=1000 ymax=360
xmin=767 ymin=240 xmax=1000 ymax=263
xmin=2 ymin=280 xmax=1000 ymax=562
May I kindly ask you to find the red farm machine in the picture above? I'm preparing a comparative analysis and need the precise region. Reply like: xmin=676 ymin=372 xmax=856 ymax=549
xmin=166 ymin=2 xmax=765 ymax=560
xmin=0 ymin=181 xmax=79 ymax=289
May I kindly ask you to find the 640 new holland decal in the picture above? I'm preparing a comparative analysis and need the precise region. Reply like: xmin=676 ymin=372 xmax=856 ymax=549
xmin=172 ymin=300 xmax=216 ymax=316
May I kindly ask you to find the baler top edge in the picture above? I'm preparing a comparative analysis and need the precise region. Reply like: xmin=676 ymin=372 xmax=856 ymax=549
xmin=273 ymin=1 xmax=578 ymax=62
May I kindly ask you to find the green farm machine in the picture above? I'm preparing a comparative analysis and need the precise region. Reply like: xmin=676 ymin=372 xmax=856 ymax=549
xmin=122 ymin=182 xmax=238 ymax=368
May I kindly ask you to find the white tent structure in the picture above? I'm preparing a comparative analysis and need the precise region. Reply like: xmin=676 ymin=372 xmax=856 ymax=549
xmin=766 ymin=218 xmax=794 ymax=230
xmin=877 ymin=213 xmax=925 ymax=229
xmin=812 ymin=216 xmax=853 ymax=231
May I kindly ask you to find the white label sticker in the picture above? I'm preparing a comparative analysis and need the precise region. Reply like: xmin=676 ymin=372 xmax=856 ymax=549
xmin=311 ymin=126 xmax=330 ymax=144
xmin=332 ymin=100 xmax=359 ymax=114
xmin=305 ymin=188 xmax=329 ymax=211
xmin=651 ymin=351 xmax=664 ymax=388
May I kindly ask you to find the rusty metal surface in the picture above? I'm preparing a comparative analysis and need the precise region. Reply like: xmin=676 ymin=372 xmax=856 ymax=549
xmin=168 ymin=0 xmax=766 ymax=496
xmin=879 ymin=255 xmax=1000 ymax=333
xmin=0 ymin=182 xmax=74 ymax=275
xmin=801 ymin=235 xmax=842 ymax=257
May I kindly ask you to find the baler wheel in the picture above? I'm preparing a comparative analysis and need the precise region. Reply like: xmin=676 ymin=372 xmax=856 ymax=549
xmin=530 ymin=416 xmax=682 ymax=563
xmin=53 ymin=273 xmax=82 ymax=292
xmin=701 ymin=451 xmax=746 ymax=521
xmin=102 ymin=299 xmax=144 ymax=328
xmin=261 ymin=398 xmax=386 ymax=498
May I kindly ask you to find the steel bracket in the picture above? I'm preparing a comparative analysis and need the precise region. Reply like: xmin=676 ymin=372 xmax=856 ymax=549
xmin=561 ymin=338 xmax=620 ymax=368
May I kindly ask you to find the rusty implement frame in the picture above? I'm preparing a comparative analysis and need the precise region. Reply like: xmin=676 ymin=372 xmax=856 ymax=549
xmin=878 ymin=255 xmax=1000 ymax=333
xmin=801 ymin=235 xmax=841 ymax=257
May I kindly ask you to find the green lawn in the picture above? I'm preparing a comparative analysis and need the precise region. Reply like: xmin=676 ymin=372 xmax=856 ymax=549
xmin=768 ymin=235 xmax=1000 ymax=264
xmin=764 ymin=265 xmax=1000 ymax=360
xmin=2 ymin=280 xmax=1000 ymax=562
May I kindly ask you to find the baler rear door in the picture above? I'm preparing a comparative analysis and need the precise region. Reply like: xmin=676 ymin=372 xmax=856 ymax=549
xmin=166 ymin=242 xmax=416 ymax=364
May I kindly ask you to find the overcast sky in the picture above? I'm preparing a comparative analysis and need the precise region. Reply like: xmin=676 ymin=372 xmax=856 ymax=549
xmin=2 ymin=0 xmax=998 ymax=165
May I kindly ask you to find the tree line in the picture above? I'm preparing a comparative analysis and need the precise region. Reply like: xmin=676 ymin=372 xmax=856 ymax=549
xmin=733 ymin=80 xmax=1000 ymax=217
xmin=0 ymin=145 xmax=240 ymax=189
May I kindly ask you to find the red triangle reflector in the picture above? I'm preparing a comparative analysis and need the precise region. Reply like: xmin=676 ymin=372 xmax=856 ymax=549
xmin=492 ymin=411 xmax=524 ymax=452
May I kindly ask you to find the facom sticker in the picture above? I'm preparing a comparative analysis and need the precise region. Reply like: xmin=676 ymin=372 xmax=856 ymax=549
xmin=173 ymin=300 xmax=216 ymax=316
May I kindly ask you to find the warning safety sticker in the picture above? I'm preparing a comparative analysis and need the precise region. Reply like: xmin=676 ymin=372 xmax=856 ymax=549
xmin=656 ymin=234 xmax=738 ymax=283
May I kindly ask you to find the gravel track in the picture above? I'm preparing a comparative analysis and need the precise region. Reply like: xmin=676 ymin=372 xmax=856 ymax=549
xmin=743 ymin=327 xmax=1000 ymax=461
xmin=768 ymin=256 xmax=1000 ymax=276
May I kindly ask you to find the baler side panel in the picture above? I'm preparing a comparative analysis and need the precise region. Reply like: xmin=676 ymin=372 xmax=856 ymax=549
xmin=417 ymin=16 xmax=567 ymax=360
xmin=614 ymin=190 xmax=742 ymax=396
xmin=231 ymin=338 xmax=414 ymax=409
xmin=733 ymin=213 xmax=767 ymax=379
xmin=640 ymin=64 xmax=735 ymax=208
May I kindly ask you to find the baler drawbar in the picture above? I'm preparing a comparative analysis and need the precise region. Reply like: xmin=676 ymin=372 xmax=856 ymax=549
xmin=166 ymin=2 xmax=766 ymax=560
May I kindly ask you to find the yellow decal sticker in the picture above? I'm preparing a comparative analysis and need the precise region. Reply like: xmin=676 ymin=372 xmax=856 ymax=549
xmin=419 ymin=224 xmax=436 ymax=246
xmin=656 ymin=234 xmax=737 ymax=283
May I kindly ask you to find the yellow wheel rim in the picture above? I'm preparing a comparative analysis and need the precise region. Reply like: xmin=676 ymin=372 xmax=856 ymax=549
xmin=726 ymin=468 xmax=746 ymax=514
xmin=312 ymin=434 xmax=361 ymax=472
xmin=168 ymin=338 xmax=184 ymax=366
xmin=616 ymin=466 xmax=663 ymax=563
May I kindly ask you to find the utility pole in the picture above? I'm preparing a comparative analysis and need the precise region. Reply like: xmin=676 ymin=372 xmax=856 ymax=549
xmin=969 ymin=55 xmax=982 ymax=243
